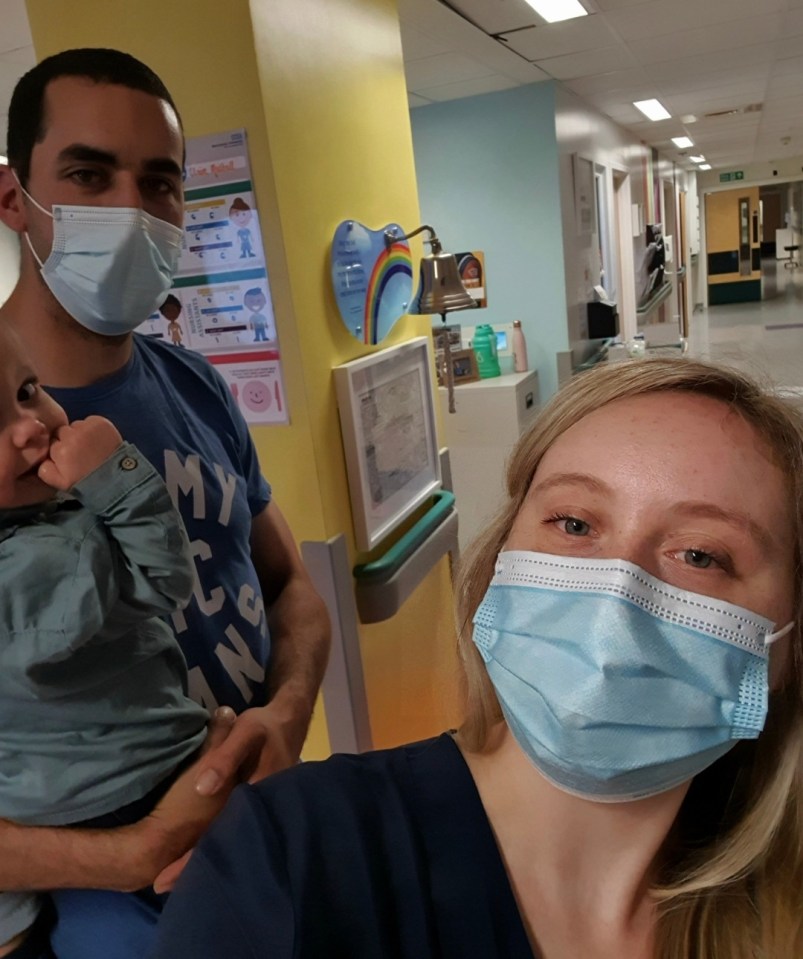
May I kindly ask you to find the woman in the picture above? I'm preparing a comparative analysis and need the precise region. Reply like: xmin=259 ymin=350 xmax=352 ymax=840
xmin=151 ymin=358 xmax=803 ymax=959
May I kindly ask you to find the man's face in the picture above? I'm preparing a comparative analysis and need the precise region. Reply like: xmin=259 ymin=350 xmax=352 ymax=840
xmin=21 ymin=76 xmax=185 ymax=261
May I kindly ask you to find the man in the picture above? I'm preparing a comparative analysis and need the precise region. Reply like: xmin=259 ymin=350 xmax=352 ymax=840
xmin=0 ymin=48 xmax=330 ymax=956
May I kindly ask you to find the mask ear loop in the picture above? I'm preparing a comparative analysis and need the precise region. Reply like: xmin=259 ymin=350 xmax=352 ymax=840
xmin=765 ymin=621 xmax=795 ymax=647
xmin=11 ymin=170 xmax=52 ymax=269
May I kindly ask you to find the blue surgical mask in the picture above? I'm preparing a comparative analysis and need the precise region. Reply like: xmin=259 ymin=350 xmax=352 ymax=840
xmin=472 ymin=550 xmax=794 ymax=802
xmin=18 ymin=179 xmax=183 ymax=336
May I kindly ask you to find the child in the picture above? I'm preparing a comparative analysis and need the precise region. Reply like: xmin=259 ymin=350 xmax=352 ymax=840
xmin=0 ymin=323 xmax=209 ymax=958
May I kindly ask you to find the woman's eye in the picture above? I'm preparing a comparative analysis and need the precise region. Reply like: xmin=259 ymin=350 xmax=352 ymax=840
xmin=684 ymin=548 xmax=714 ymax=569
xmin=17 ymin=381 xmax=36 ymax=402
xmin=561 ymin=517 xmax=590 ymax=536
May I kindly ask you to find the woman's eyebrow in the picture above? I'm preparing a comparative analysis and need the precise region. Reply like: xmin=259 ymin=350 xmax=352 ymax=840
xmin=673 ymin=502 xmax=776 ymax=554
xmin=530 ymin=473 xmax=612 ymax=497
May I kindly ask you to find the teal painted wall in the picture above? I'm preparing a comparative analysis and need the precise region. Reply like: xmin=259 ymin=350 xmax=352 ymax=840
xmin=410 ymin=82 xmax=568 ymax=400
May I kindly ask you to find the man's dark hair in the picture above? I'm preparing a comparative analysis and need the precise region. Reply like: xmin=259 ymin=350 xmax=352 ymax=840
xmin=6 ymin=48 xmax=182 ymax=185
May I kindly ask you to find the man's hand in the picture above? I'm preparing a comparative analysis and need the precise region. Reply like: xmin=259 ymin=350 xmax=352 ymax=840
xmin=116 ymin=706 xmax=238 ymax=891
xmin=38 ymin=416 xmax=122 ymax=490
xmin=152 ymin=703 xmax=303 ymax=894
xmin=192 ymin=701 xmax=303 ymax=797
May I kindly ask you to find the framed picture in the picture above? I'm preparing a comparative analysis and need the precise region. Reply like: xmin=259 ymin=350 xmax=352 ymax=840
xmin=450 ymin=348 xmax=480 ymax=384
xmin=334 ymin=337 xmax=442 ymax=551
xmin=573 ymin=153 xmax=596 ymax=236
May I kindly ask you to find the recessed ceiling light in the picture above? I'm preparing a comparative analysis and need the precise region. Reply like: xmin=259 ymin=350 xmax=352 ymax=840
xmin=672 ymin=136 xmax=694 ymax=148
xmin=699 ymin=164 xmax=712 ymax=171
xmin=522 ymin=0 xmax=588 ymax=23
xmin=633 ymin=99 xmax=671 ymax=122
xmin=681 ymin=115 xmax=697 ymax=124
xmin=689 ymin=155 xmax=706 ymax=163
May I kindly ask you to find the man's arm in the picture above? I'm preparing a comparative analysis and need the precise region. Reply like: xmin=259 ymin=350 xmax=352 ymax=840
xmin=193 ymin=501 xmax=331 ymax=795
xmin=0 ymin=710 xmax=236 ymax=892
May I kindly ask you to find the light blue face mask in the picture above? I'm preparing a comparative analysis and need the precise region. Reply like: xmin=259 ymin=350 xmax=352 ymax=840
xmin=472 ymin=550 xmax=794 ymax=802
xmin=18 ymin=179 xmax=184 ymax=337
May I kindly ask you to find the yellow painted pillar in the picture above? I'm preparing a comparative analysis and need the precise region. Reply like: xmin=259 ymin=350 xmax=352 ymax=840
xmin=25 ymin=0 xmax=460 ymax=755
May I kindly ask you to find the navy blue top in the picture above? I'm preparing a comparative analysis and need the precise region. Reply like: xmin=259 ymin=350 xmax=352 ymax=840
xmin=47 ymin=335 xmax=271 ymax=713
xmin=151 ymin=734 xmax=535 ymax=958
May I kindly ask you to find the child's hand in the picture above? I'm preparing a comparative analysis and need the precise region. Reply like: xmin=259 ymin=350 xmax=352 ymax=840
xmin=38 ymin=416 xmax=123 ymax=491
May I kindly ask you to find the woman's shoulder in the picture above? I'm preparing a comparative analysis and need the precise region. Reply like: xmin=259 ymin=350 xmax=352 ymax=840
xmin=245 ymin=732 xmax=464 ymax=823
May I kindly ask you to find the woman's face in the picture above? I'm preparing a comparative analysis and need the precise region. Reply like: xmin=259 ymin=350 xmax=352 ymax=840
xmin=507 ymin=391 xmax=796 ymax=635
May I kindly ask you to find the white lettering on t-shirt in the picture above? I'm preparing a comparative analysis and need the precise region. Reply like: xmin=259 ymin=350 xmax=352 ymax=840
xmin=190 ymin=539 xmax=225 ymax=615
xmin=237 ymin=583 xmax=266 ymax=632
xmin=188 ymin=666 xmax=219 ymax=711
xmin=215 ymin=625 xmax=266 ymax=703
xmin=164 ymin=451 xmax=205 ymax=519
xmin=213 ymin=464 xmax=237 ymax=527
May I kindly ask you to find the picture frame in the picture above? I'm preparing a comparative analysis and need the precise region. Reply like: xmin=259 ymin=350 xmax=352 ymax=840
xmin=449 ymin=348 xmax=480 ymax=384
xmin=573 ymin=153 xmax=596 ymax=236
xmin=333 ymin=337 xmax=442 ymax=551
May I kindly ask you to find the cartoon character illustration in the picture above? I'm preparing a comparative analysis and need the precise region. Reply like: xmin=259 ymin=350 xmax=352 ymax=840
xmin=229 ymin=197 xmax=256 ymax=259
xmin=243 ymin=287 xmax=275 ymax=342
xmin=159 ymin=294 xmax=185 ymax=347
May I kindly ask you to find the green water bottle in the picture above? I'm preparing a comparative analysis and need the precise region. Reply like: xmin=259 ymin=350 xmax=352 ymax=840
xmin=473 ymin=323 xmax=501 ymax=378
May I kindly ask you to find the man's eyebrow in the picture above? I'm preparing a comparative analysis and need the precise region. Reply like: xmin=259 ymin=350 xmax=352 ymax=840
xmin=143 ymin=158 xmax=183 ymax=179
xmin=55 ymin=146 xmax=182 ymax=180
xmin=57 ymin=144 xmax=118 ymax=167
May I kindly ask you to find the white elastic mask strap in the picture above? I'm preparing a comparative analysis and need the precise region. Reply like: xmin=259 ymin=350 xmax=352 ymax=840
xmin=12 ymin=171 xmax=53 ymax=219
xmin=13 ymin=171 xmax=51 ymax=269
xmin=765 ymin=621 xmax=795 ymax=647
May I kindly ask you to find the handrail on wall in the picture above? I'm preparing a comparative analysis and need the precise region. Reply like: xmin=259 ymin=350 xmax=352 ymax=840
xmin=353 ymin=490 xmax=458 ymax=623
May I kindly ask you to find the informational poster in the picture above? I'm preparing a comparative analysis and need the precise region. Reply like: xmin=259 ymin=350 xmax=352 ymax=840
xmin=138 ymin=128 xmax=287 ymax=425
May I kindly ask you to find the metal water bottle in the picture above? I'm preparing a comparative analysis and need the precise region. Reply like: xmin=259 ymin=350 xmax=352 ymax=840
xmin=512 ymin=320 xmax=529 ymax=373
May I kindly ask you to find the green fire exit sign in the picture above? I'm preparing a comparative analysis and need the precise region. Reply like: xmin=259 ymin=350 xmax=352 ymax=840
xmin=719 ymin=171 xmax=745 ymax=182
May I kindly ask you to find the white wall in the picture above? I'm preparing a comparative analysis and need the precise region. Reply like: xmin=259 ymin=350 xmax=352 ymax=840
xmin=0 ymin=222 xmax=19 ymax=306
xmin=554 ymin=86 xmax=690 ymax=362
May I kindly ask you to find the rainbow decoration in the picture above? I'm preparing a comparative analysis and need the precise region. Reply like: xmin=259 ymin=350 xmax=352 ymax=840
xmin=331 ymin=220 xmax=414 ymax=344
xmin=363 ymin=239 xmax=413 ymax=344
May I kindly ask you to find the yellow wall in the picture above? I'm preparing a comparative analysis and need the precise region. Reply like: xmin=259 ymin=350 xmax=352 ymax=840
xmin=26 ymin=0 xmax=460 ymax=755
xmin=705 ymin=186 xmax=761 ymax=284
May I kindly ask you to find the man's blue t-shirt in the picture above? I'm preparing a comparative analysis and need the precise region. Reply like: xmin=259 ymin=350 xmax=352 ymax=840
xmin=47 ymin=335 xmax=272 ymax=713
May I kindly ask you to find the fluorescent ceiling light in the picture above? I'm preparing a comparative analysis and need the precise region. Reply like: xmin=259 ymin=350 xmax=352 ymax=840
xmin=523 ymin=0 xmax=588 ymax=23
xmin=671 ymin=136 xmax=694 ymax=148
xmin=689 ymin=155 xmax=706 ymax=163
xmin=699 ymin=164 xmax=712 ymax=171
xmin=633 ymin=99 xmax=671 ymax=122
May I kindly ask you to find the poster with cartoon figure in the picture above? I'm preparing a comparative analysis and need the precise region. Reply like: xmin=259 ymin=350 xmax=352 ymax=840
xmin=208 ymin=350 xmax=286 ymax=426
xmin=172 ymin=275 xmax=277 ymax=351
xmin=142 ymin=127 xmax=289 ymax=424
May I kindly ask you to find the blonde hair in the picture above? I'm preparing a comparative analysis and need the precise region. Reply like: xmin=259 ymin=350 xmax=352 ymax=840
xmin=454 ymin=357 xmax=803 ymax=958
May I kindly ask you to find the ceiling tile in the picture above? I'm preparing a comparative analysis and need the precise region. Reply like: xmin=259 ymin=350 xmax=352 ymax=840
xmin=415 ymin=73 xmax=524 ymax=102
xmin=632 ymin=16 xmax=783 ymax=67
xmin=443 ymin=0 xmax=540 ymax=34
xmin=534 ymin=45 xmax=637 ymax=80
xmin=0 ymin=0 xmax=33 ymax=55
xmin=408 ymin=91 xmax=433 ymax=108
xmin=399 ymin=22 xmax=451 ymax=60
xmin=606 ymin=0 xmax=785 ymax=43
xmin=404 ymin=52 xmax=494 ymax=89
xmin=497 ymin=14 xmax=618 ymax=60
